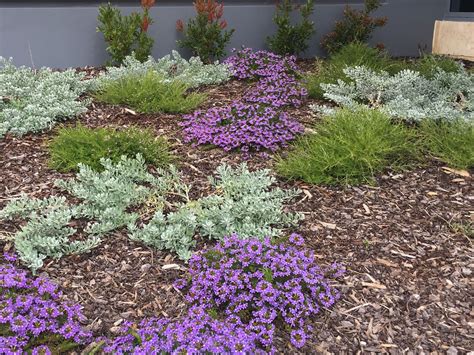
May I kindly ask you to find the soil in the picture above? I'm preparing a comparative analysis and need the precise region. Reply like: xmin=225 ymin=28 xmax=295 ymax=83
xmin=0 ymin=74 xmax=472 ymax=354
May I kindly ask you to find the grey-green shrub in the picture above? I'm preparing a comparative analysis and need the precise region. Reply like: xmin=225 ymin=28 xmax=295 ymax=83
xmin=304 ymin=43 xmax=407 ymax=99
xmin=129 ymin=163 xmax=302 ymax=260
xmin=94 ymin=70 xmax=206 ymax=114
xmin=0 ymin=58 xmax=90 ymax=138
xmin=318 ymin=66 xmax=474 ymax=122
xmin=276 ymin=107 xmax=419 ymax=185
xmin=0 ymin=155 xmax=178 ymax=271
xmin=91 ymin=51 xmax=231 ymax=91
xmin=48 ymin=124 xmax=172 ymax=172
xmin=421 ymin=119 xmax=474 ymax=169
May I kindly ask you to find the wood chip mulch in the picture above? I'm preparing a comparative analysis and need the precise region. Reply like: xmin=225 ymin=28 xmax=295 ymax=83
xmin=0 ymin=76 xmax=472 ymax=353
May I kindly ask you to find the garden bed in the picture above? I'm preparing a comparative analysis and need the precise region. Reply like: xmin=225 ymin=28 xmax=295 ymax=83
xmin=0 ymin=62 xmax=472 ymax=352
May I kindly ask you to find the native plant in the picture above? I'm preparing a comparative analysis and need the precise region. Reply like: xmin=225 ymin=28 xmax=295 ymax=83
xmin=48 ymin=124 xmax=171 ymax=172
xmin=421 ymin=119 xmax=474 ymax=169
xmin=94 ymin=70 xmax=207 ymax=113
xmin=321 ymin=0 xmax=387 ymax=54
xmin=276 ymin=107 xmax=419 ymax=185
xmin=91 ymin=51 xmax=231 ymax=92
xmin=414 ymin=54 xmax=463 ymax=79
xmin=0 ymin=258 xmax=92 ymax=353
xmin=176 ymin=0 xmax=234 ymax=63
xmin=319 ymin=66 xmax=474 ymax=122
xmin=129 ymin=163 xmax=302 ymax=260
xmin=0 ymin=58 xmax=89 ymax=138
xmin=97 ymin=0 xmax=156 ymax=65
xmin=0 ymin=155 xmax=178 ymax=271
xmin=304 ymin=42 xmax=407 ymax=99
xmin=175 ymin=234 xmax=344 ymax=348
xmin=267 ymin=0 xmax=315 ymax=56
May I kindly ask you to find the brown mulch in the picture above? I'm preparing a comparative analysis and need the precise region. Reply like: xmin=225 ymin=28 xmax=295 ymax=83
xmin=0 ymin=78 xmax=473 ymax=353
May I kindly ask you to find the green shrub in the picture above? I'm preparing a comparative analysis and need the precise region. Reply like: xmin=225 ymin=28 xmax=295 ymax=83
xmin=266 ymin=0 xmax=315 ymax=56
xmin=321 ymin=0 xmax=387 ymax=54
xmin=414 ymin=54 xmax=463 ymax=79
xmin=305 ymin=42 xmax=407 ymax=99
xmin=176 ymin=0 xmax=234 ymax=63
xmin=48 ymin=124 xmax=171 ymax=172
xmin=97 ymin=1 xmax=155 ymax=65
xmin=276 ymin=107 xmax=419 ymax=185
xmin=421 ymin=119 xmax=474 ymax=169
xmin=93 ymin=70 xmax=206 ymax=113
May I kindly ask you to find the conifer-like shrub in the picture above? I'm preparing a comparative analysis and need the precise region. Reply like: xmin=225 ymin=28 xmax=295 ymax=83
xmin=0 ymin=257 xmax=92 ymax=353
xmin=421 ymin=119 xmax=474 ymax=170
xmin=319 ymin=66 xmax=474 ymax=122
xmin=176 ymin=0 xmax=234 ymax=63
xmin=266 ymin=0 xmax=315 ymax=56
xmin=94 ymin=70 xmax=206 ymax=114
xmin=304 ymin=42 xmax=406 ymax=99
xmin=276 ymin=107 xmax=419 ymax=185
xmin=0 ymin=58 xmax=89 ymax=138
xmin=321 ymin=0 xmax=387 ymax=54
xmin=175 ymin=234 xmax=344 ymax=349
xmin=48 ymin=124 xmax=171 ymax=172
xmin=97 ymin=1 xmax=155 ymax=65
xmin=92 ymin=51 xmax=231 ymax=91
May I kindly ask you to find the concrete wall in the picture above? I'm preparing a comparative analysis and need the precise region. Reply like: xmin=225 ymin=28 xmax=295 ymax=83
xmin=0 ymin=0 xmax=450 ymax=68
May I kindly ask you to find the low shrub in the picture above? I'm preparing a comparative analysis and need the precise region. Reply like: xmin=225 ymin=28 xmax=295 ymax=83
xmin=97 ymin=1 xmax=155 ymax=65
xmin=319 ymin=65 xmax=474 ymax=122
xmin=0 ymin=58 xmax=89 ymax=138
xmin=305 ymin=42 xmax=406 ymax=99
xmin=175 ymin=234 xmax=344 ymax=349
xmin=92 ymin=51 xmax=231 ymax=91
xmin=266 ymin=0 xmax=315 ymax=56
xmin=48 ymin=124 xmax=171 ymax=172
xmin=414 ymin=54 xmax=464 ymax=79
xmin=276 ymin=107 xmax=419 ymax=185
xmin=0 ymin=257 xmax=92 ymax=353
xmin=104 ymin=306 xmax=260 ymax=353
xmin=321 ymin=0 xmax=387 ymax=54
xmin=176 ymin=0 xmax=234 ymax=63
xmin=94 ymin=70 xmax=207 ymax=113
xmin=421 ymin=119 xmax=474 ymax=169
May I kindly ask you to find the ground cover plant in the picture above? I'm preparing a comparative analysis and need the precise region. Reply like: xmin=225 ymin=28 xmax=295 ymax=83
xmin=94 ymin=70 xmax=207 ymax=114
xmin=318 ymin=65 xmax=474 ymax=122
xmin=321 ymin=0 xmax=387 ymax=54
xmin=91 ymin=51 xmax=231 ymax=90
xmin=0 ymin=58 xmax=89 ymax=138
xmin=175 ymin=234 xmax=344 ymax=349
xmin=414 ymin=53 xmax=464 ymax=79
xmin=48 ymin=124 xmax=171 ymax=172
xmin=0 ymin=256 xmax=92 ymax=353
xmin=421 ymin=119 xmax=474 ymax=169
xmin=0 ymin=155 xmax=178 ymax=271
xmin=181 ymin=48 xmax=306 ymax=152
xmin=304 ymin=42 xmax=407 ymax=99
xmin=176 ymin=0 xmax=234 ymax=63
xmin=97 ymin=0 xmax=155 ymax=65
xmin=267 ymin=0 xmax=315 ymax=56
xmin=276 ymin=107 xmax=419 ymax=185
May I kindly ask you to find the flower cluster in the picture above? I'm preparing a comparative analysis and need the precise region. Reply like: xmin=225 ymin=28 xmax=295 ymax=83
xmin=0 ymin=254 xmax=92 ymax=353
xmin=181 ymin=48 xmax=306 ymax=152
xmin=176 ymin=234 xmax=344 ymax=348
xmin=104 ymin=306 xmax=262 ymax=354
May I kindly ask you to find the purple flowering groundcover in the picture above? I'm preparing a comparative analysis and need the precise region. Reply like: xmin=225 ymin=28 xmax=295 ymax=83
xmin=180 ymin=48 xmax=307 ymax=153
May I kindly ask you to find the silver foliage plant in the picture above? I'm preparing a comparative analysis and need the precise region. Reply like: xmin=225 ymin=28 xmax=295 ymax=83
xmin=0 ymin=156 xmax=301 ymax=270
xmin=129 ymin=163 xmax=302 ymax=260
xmin=0 ymin=57 xmax=90 ymax=138
xmin=315 ymin=66 xmax=474 ymax=122
xmin=0 ymin=155 xmax=176 ymax=272
xmin=91 ymin=51 xmax=231 ymax=91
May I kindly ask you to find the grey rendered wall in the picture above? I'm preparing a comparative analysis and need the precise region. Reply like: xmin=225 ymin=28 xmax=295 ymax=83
xmin=0 ymin=0 xmax=447 ymax=68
